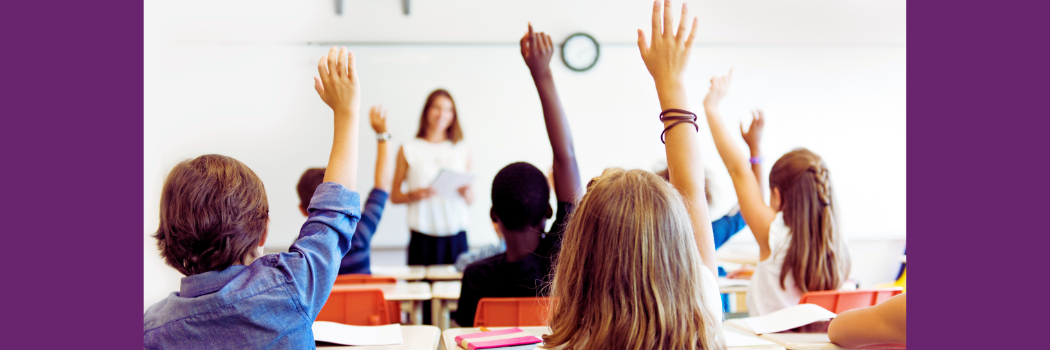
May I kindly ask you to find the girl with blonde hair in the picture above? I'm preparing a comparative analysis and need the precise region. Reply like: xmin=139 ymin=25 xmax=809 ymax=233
xmin=543 ymin=2 xmax=726 ymax=349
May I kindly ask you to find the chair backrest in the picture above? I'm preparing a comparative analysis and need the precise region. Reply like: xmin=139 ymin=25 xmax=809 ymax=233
xmin=335 ymin=274 xmax=398 ymax=284
xmin=473 ymin=297 xmax=550 ymax=327
xmin=316 ymin=289 xmax=391 ymax=325
xmin=799 ymin=288 xmax=903 ymax=314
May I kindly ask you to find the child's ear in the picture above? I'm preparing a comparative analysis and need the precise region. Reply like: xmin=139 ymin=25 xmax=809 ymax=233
xmin=298 ymin=204 xmax=308 ymax=217
xmin=545 ymin=203 xmax=554 ymax=219
xmin=490 ymin=207 xmax=499 ymax=223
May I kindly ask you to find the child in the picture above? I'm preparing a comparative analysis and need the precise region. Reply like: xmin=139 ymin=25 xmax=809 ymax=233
xmin=543 ymin=2 xmax=725 ymax=349
xmin=144 ymin=47 xmax=363 ymax=349
xmin=455 ymin=23 xmax=582 ymax=328
xmin=828 ymin=294 xmax=907 ymax=347
xmin=702 ymin=71 xmax=851 ymax=316
xmin=295 ymin=105 xmax=394 ymax=275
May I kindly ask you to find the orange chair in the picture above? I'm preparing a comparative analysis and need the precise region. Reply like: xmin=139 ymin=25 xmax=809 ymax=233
xmin=316 ymin=288 xmax=392 ymax=325
xmin=473 ymin=297 xmax=551 ymax=327
xmin=333 ymin=274 xmax=402 ymax=323
xmin=335 ymin=274 xmax=397 ymax=284
xmin=799 ymin=288 xmax=903 ymax=314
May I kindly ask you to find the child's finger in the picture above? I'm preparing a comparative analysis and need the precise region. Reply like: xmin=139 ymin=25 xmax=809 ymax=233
xmin=543 ymin=33 xmax=552 ymax=51
xmin=317 ymin=55 xmax=329 ymax=81
xmin=336 ymin=47 xmax=348 ymax=77
xmin=346 ymin=51 xmax=356 ymax=78
xmin=326 ymin=46 xmax=338 ymax=76
xmin=637 ymin=29 xmax=649 ymax=57
xmin=685 ymin=17 xmax=698 ymax=47
xmin=663 ymin=0 xmax=673 ymax=37
xmin=740 ymin=121 xmax=746 ymax=137
xmin=314 ymin=77 xmax=324 ymax=96
xmin=676 ymin=3 xmax=688 ymax=42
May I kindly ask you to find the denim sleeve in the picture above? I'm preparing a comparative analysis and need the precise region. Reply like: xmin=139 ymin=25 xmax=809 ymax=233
xmin=278 ymin=182 xmax=361 ymax=320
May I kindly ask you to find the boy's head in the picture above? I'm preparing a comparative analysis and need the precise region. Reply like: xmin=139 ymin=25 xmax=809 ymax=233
xmin=296 ymin=168 xmax=326 ymax=216
xmin=154 ymin=154 xmax=269 ymax=276
xmin=490 ymin=162 xmax=552 ymax=234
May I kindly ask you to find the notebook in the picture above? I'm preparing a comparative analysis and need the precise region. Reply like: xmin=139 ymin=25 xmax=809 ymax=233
xmin=453 ymin=328 xmax=542 ymax=350
xmin=735 ymin=304 xmax=837 ymax=334
xmin=312 ymin=321 xmax=403 ymax=346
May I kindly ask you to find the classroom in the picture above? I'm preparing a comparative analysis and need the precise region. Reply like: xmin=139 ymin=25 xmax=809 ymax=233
xmin=143 ymin=1 xmax=906 ymax=349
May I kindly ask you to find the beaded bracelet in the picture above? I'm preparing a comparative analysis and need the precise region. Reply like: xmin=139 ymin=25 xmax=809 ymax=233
xmin=659 ymin=109 xmax=699 ymax=144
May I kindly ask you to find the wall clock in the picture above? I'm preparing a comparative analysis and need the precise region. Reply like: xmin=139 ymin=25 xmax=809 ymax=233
xmin=560 ymin=33 xmax=599 ymax=72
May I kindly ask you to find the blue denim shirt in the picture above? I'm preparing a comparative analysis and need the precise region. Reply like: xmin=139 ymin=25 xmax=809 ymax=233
xmin=337 ymin=188 xmax=388 ymax=275
xmin=144 ymin=182 xmax=361 ymax=350
xmin=712 ymin=209 xmax=746 ymax=249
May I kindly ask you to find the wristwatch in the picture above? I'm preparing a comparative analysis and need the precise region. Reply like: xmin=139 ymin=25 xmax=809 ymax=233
xmin=376 ymin=132 xmax=392 ymax=141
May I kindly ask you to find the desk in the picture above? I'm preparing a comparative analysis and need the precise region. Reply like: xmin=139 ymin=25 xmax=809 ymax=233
xmin=718 ymin=250 xmax=760 ymax=265
xmin=430 ymin=281 xmax=461 ymax=330
xmin=332 ymin=282 xmax=433 ymax=325
xmin=724 ymin=319 xmax=879 ymax=350
xmin=372 ymin=265 xmax=428 ymax=281
xmin=442 ymin=327 xmax=783 ymax=350
xmin=318 ymin=325 xmax=441 ymax=350
xmin=425 ymin=265 xmax=463 ymax=281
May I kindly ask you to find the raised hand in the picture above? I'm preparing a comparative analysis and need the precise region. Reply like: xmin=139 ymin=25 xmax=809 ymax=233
xmin=703 ymin=70 xmax=732 ymax=110
xmin=741 ymin=109 xmax=765 ymax=151
xmin=520 ymin=23 xmax=555 ymax=75
xmin=370 ymin=105 xmax=388 ymax=134
xmin=314 ymin=46 xmax=360 ymax=115
xmin=637 ymin=0 xmax=698 ymax=87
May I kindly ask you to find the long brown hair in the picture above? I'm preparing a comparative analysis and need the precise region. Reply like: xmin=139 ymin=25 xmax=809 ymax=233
xmin=154 ymin=154 xmax=269 ymax=276
xmin=414 ymin=89 xmax=463 ymax=143
xmin=544 ymin=168 xmax=725 ymax=350
xmin=769 ymin=148 xmax=850 ymax=293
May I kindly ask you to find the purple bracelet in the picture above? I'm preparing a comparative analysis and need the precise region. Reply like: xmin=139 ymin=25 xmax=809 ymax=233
xmin=750 ymin=156 xmax=762 ymax=164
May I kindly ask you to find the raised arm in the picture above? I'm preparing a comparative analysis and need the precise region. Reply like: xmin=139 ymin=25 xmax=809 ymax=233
xmin=703 ymin=72 xmax=777 ymax=260
xmin=520 ymin=24 xmax=581 ymax=202
xmin=828 ymin=294 xmax=907 ymax=348
xmin=638 ymin=0 xmax=716 ymax=275
xmin=313 ymin=46 xmax=360 ymax=190
xmin=370 ymin=106 xmax=393 ymax=193
xmin=741 ymin=110 xmax=765 ymax=191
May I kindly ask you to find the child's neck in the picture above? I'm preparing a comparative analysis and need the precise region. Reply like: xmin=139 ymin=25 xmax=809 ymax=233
xmin=503 ymin=228 xmax=542 ymax=263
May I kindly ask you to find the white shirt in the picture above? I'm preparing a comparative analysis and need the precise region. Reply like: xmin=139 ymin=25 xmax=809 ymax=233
xmin=401 ymin=138 xmax=471 ymax=236
xmin=746 ymin=212 xmax=804 ymax=316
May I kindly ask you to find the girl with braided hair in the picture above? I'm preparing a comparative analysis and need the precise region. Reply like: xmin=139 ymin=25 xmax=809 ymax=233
xmin=702 ymin=72 xmax=851 ymax=316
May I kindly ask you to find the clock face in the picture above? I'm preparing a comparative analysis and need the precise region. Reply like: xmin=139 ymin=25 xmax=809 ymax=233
xmin=561 ymin=33 xmax=599 ymax=72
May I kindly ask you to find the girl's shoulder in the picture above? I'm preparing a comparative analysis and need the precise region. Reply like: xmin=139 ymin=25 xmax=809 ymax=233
xmin=768 ymin=212 xmax=792 ymax=250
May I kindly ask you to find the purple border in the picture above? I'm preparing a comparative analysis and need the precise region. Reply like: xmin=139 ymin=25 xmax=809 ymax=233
xmin=908 ymin=1 xmax=1048 ymax=348
xmin=2 ymin=0 xmax=143 ymax=348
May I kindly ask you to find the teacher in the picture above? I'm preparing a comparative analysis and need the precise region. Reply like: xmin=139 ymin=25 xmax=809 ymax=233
xmin=391 ymin=89 xmax=473 ymax=265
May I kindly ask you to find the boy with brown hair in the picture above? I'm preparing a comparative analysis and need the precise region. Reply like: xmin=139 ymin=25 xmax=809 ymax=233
xmin=144 ymin=47 xmax=364 ymax=349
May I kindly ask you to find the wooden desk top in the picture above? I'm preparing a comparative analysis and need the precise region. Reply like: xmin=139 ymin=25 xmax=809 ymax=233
xmin=317 ymin=325 xmax=440 ymax=350
xmin=371 ymin=265 xmax=428 ymax=281
xmin=331 ymin=281 xmax=433 ymax=301
xmin=425 ymin=265 xmax=463 ymax=281
xmin=431 ymin=281 xmax=461 ymax=300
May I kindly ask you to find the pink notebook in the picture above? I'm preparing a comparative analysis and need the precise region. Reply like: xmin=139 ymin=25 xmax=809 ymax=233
xmin=453 ymin=328 xmax=542 ymax=350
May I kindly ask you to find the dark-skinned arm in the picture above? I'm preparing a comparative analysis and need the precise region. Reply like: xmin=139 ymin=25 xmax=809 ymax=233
xmin=520 ymin=24 xmax=581 ymax=202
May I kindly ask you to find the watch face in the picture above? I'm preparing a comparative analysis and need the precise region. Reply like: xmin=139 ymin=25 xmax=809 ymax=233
xmin=561 ymin=33 xmax=599 ymax=72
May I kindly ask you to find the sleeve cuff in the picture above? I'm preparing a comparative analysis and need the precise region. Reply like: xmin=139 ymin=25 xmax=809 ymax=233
xmin=308 ymin=182 xmax=362 ymax=218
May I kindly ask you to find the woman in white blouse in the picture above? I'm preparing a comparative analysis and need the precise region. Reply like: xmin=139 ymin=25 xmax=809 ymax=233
xmin=391 ymin=89 xmax=473 ymax=265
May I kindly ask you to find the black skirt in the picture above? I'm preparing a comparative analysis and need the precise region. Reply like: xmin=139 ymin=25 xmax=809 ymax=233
xmin=407 ymin=230 xmax=468 ymax=265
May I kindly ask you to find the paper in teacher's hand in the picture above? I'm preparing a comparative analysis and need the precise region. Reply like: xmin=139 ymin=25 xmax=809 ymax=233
xmin=740 ymin=304 xmax=837 ymax=334
xmin=312 ymin=321 xmax=403 ymax=346
xmin=430 ymin=169 xmax=475 ymax=198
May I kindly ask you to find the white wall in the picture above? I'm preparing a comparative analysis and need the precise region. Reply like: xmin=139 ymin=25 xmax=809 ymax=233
xmin=145 ymin=0 xmax=906 ymax=310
